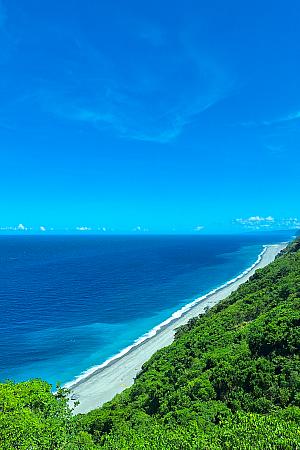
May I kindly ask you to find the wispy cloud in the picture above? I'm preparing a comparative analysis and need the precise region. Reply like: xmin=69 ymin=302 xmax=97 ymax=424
xmin=240 ymin=110 xmax=300 ymax=128
xmin=1 ymin=10 xmax=234 ymax=142
xmin=47 ymin=99 xmax=186 ymax=143
xmin=40 ymin=72 xmax=231 ymax=143
xmin=264 ymin=143 xmax=286 ymax=155
xmin=34 ymin=25 xmax=234 ymax=143
xmin=261 ymin=111 xmax=300 ymax=126
xmin=238 ymin=108 xmax=300 ymax=157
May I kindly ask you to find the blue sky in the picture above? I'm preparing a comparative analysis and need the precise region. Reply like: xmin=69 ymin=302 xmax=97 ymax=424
xmin=0 ymin=0 xmax=300 ymax=233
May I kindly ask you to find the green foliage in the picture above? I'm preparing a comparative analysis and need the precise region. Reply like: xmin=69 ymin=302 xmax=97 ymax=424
xmin=0 ymin=380 xmax=87 ymax=449
xmin=1 ymin=237 xmax=300 ymax=448
xmin=79 ymin=239 xmax=300 ymax=448
xmin=97 ymin=409 xmax=300 ymax=450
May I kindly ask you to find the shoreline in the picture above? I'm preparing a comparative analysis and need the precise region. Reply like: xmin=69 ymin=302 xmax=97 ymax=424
xmin=65 ymin=245 xmax=268 ymax=389
xmin=68 ymin=242 xmax=287 ymax=414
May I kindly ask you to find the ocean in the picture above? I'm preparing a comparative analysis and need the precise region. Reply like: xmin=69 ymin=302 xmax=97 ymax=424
xmin=0 ymin=232 xmax=293 ymax=387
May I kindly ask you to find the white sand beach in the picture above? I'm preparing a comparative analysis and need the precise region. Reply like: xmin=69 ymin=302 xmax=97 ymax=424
xmin=68 ymin=242 xmax=287 ymax=414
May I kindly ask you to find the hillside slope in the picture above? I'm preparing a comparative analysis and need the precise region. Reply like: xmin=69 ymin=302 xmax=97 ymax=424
xmin=0 ymin=238 xmax=299 ymax=449
xmin=77 ymin=239 xmax=300 ymax=449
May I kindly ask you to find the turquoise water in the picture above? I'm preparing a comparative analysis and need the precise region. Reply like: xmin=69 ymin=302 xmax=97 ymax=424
xmin=0 ymin=233 xmax=292 ymax=386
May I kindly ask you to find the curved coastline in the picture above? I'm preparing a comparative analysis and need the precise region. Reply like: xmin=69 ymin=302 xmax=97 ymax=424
xmin=65 ymin=245 xmax=267 ymax=389
xmin=67 ymin=242 xmax=287 ymax=414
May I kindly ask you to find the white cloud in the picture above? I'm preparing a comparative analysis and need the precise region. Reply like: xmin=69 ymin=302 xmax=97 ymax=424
xmin=248 ymin=216 xmax=274 ymax=222
xmin=17 ymin=223 xmax=26 ymax=231
xmin=234 ymin=216 xmax=300 ymax=230
xmin=40 ymin=226 xmax=46 ymax=232
xmin=194 ymin=225 xmax=205 ymax=231
xmin=133 ymin=226 xmax=149 ymax=232
xmin=76 ymin=226 xmax=91 ymax=231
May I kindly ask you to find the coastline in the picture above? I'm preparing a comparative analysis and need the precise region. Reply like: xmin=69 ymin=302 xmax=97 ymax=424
xmin=68 ymin=242 xmax=287 ymax=414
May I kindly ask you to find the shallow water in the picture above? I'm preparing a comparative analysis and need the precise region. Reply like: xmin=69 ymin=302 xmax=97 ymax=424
xmin=0 ymin=233 xmax=292 ymax=386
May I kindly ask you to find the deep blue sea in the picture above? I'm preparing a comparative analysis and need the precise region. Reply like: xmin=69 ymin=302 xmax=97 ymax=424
xmin=0 ymin=233 xmax=293 ymax=387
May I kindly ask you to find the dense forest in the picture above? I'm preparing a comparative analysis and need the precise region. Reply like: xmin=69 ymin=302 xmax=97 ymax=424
xmin=1 ymin=237 xmax=300 ymax=449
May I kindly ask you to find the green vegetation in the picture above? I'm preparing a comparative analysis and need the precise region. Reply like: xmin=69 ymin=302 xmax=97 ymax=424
xmin=0 ymin=381 xmax=88 ymax=449
xmin=1 ymin=238 xmax=300 ymax=449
